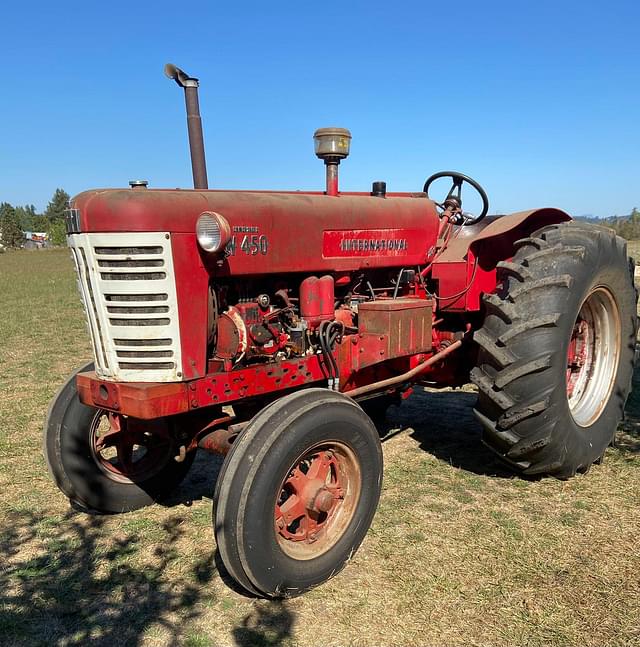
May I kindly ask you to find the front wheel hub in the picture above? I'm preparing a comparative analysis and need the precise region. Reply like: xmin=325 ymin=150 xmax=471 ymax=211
xmin=311 ymin=487 xmax=336 ymax=513
xmin=274 ymin=442 xmax=360 ymax=559
xmin=89 ymin=412 xmax=174 ymax=484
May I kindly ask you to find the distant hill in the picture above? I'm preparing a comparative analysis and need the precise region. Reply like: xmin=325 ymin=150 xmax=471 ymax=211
xmin=574 ymin=215 xmax=610 ymax=225
xmin=574 ymin=209 xmax=640 ymax=240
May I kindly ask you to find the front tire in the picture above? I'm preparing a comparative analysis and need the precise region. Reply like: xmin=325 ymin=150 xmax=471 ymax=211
xmin=471 ymin=223 xmax=637 ymax=478
xmin=213 ymin=388 xmax=383 ymax=598
xmin=44 ymin=363 xmax=195 ymax=513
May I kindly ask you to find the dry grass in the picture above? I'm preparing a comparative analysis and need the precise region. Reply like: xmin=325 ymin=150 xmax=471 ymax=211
xmin=626 ymin=239 xmax=640 ymax=263
xmin=1 ymin=248 xmax=639 ymax=647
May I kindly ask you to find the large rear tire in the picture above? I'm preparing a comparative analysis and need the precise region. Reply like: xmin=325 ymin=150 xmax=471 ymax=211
xmin=44 ymin=363 xmax=195 ymax=512
xmin=213 ymin=388 xmax=383 ymax=598
xmin=471 ymin=222 xmax=637 ymax=478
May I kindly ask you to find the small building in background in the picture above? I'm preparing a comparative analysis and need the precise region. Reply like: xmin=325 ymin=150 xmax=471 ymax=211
xmin=24 ymin=232 xmax=50 ymax=249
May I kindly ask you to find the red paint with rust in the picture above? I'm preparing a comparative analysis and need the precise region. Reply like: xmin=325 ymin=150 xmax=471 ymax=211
xmin=567 ymin=319 xmax=590 ymax=397
xmin=76 ymin=354 xmax=329 ymax=419
xmin=171 ymin=233 xmax=210 ymax=378
xmin=71 ymin=184 xmax=571 ymax=421
xmin=346 ymin=299 xmax=433 ymax=371
xmin=275 ymin=448 xmax=346 ymax=545
xmin=72 ymin=189 xmax=439 ymax=274
xmin=431 ymin=209 xmax=571 ymax=311
xmin=78 ymin=372 xmax=190 ymax=418
xmin=300 ymin=275 xmax=335 ymax=328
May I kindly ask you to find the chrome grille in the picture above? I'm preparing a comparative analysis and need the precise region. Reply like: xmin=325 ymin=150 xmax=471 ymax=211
xmin=67 ymin=233 xmax=183 ymax=382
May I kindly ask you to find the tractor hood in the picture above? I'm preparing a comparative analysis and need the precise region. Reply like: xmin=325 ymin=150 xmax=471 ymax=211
xmin=70 ymin=188 xmax=440 ymax=275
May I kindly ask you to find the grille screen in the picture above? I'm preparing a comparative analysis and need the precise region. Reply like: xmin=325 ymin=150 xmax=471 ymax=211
xmin=68 ymin=233 xmax=182 ymax=382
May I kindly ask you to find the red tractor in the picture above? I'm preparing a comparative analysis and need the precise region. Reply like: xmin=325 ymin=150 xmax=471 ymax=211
xmin=45 ymin=65 xmax=637 ymax=598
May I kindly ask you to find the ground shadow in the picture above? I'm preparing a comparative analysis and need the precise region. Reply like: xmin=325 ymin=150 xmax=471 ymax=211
xmin=162 ymin=450 xmax=299 ymax=640
xmin=620 ymin=355 xmax=640 ymax=453
xmin=384 ymin=389 xmax=517 ymax=478
xmin=390 ymin=360 xmax=640 ymax=474
xmin=163 ymin=454 xmax=263 ymax=602
xmin=161 ymin=451 xmax=224 ymax=508
xmin=232 ymin=600 xmax=295 ymax=647
xmin=0 ymin=509 xmax=215 ymax=646
xmin=212 ymin=549 xmax=260 ymax=599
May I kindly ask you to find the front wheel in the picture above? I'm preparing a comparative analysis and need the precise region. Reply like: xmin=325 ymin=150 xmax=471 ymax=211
xmin=213 ymin=388 xmax=383 ymax=598
xmin=43 ymin=363 xmax=195 ymax=513
xmin=471 ymin=223 xmax=637 ymax=478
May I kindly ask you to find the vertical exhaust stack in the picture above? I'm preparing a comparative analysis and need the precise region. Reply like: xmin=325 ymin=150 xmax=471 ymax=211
xmin=164 ymin=63 xmax=209 ymax=190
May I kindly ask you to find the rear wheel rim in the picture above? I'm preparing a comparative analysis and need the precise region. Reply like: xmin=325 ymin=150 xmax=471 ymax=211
xmin=274 ymin=441 xmax=362 ymax=560
xmin=566 ymin=287 xmax=621 ymax=427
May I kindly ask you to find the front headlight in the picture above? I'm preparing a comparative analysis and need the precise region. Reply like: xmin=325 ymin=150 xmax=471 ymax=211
xmin=196 ymin=212 xmax=231 ymax=253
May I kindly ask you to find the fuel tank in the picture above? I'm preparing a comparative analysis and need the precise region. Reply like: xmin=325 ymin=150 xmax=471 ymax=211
xmin=71 ymin=189 xmax=439 ymax=275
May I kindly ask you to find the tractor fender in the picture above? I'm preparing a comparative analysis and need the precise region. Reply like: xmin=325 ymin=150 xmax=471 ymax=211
xmin=431 ymin=208 xmax=571 ymax=311
xmin=435 ymin=207 xmax=572 ymax=265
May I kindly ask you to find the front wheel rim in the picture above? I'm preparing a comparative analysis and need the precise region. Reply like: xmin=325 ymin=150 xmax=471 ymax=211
xmin=274 ymin=441 xmax=362 ymax=560
xmin=566 ymin=287 xmax=621 ymax=427
xmin=89 ymin=413 xmax=174 ymax=484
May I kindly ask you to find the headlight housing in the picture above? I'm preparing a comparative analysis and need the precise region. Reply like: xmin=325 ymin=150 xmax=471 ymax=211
xmin=196 ymin=212 xmax=231 ymax=253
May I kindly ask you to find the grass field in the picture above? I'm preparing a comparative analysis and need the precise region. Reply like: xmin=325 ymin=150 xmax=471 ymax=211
xmin=1 ymin=248 xmax=639 ymax=647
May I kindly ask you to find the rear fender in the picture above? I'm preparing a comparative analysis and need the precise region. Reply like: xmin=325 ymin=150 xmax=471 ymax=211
xmin=432 ymin=208 xmax=571 ymax=310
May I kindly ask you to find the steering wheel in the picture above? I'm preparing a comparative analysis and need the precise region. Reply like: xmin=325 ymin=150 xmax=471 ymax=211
xmin=423 ymin=171 xmax=489 ymax=225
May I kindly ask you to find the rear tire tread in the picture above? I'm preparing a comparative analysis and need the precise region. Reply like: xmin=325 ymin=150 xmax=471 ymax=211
xmin=472 ymin=222 xmax=637 ymax=478
xmin=508 ymin=275 xmax=573 ymax=300
xmin=473 ymin=329 xmax=517 ymax=367
xmin=498 ymin=398 xmax=549 ymax=429
xmin=493 ymin=354 xmax=553 ymax=389
xmin=497 ymin=313 xmax=561 ymax=344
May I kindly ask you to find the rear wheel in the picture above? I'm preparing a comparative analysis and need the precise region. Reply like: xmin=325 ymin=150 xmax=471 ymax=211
xmin=213 ymin=388 xmax=383 ymax=598
xmin=44 ymin=363 xmax=195 ymax=512
xmin=471 ymin=223 xmax=637 ymax=478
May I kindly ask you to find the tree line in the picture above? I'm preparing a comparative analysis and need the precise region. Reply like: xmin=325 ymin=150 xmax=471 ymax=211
xmin=0 ymin=189 xmax=70 ymax=248
xmin=575 ymin=208 xmax=640 ymax=240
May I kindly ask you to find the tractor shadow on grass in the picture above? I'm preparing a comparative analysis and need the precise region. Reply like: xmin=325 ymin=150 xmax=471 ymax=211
xmin=389 ymin=375 xmax=640 ymax=475
xmin=384 ymin=388 xmax=517 ymax=479
xmin=0 ymin=509 xmax=216 ymax=647
xmin=166 ymin=462 xmax=299 ymax=642
xmin=618 ymin=354 xmax=640 ymax=453
xmin=161 ymin=455 xmax=251 ymax=599
xmin=0 ymin=507 xmax=296 ymax=647
xmin=163 ymin=451 xmax=224 ymax=507
xmin=168 ymin=387 xmax=515 ymax=513
xmin=232 ymin=599 xmax=295 ymax=647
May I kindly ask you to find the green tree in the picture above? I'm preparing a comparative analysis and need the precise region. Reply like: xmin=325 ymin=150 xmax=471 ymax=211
xmin=43 ymin=188 xmax=71 ymax=246
xmin=15 ymin=204 xmax=38 ymax=231
xmin=43 ymin=188 xmax=70 ymax=223
xmin=48 ymin=219 xmax=67 ymax=246
xmin=0 ymin=203 xmax=25 ymax=248
xmin=33 ymin=213 xmax=50 ymax=232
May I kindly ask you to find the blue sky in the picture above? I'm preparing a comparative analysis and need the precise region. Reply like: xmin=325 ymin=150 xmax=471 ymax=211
xmin=2 ymin=0 xmax=638 ymax=217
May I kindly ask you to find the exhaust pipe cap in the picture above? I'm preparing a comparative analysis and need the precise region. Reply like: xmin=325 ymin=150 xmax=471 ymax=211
xmin=164 ymin=63 xmax=199 ymax=88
